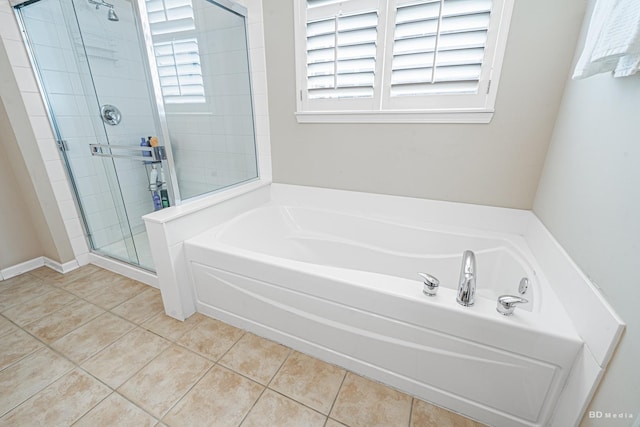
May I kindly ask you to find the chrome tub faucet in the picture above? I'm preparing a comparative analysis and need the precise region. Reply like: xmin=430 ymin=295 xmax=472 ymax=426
xmin=457 ymin=250 xmax=476 ymax=307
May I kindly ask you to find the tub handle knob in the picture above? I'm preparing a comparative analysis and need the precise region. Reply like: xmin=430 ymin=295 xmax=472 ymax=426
xmin=497 ymin=295 xmax=528 ymax=316
xmin=418 ymin=273 xmax=439 ymax=296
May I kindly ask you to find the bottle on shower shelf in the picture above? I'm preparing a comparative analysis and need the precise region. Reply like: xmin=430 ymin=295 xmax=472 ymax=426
xmin=159 ymin=165 xmax=170 ymax=208
xmin=149 ymin=164 xmax=162 ymax=211
xmin=140 ymin=137 xmax=152 ymax=164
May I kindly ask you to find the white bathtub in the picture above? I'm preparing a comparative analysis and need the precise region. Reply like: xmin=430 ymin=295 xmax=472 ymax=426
xmin=183 ymin=185 xmax=584 ymax=427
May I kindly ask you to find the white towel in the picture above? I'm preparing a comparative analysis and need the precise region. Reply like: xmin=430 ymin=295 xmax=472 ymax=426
xmin=573 ymin=0 xmax=640 ymax=79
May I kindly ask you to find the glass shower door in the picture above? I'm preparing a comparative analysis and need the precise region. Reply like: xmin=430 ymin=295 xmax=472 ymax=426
xmin=17 ymin=0 xmax=168 ymax=270
xmin=16 ymin=0 xmax=259 ymax=272
xmin=70 ymin=0 xmax=166 ymax=269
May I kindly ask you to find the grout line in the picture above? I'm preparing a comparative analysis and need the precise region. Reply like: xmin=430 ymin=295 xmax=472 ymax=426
xmin=234 ymin=341 xmax=292 ymax=426
xmin=0 ymin=347 xmax=73 ymax=419
xmin=264 ymin=388 xmax=328 ymax=421
xmin=0 ymin=269 xmax=163 ymax=424
xmin=326 ymin=369 xmax=348 ymax=421
xmin=68 ymin=391 xmax=115 ymax=426
xmin=408 ymin=398 xmax=415 ymax=427
xmin=265 ymin=345 xmax=292 ymax=388
xmin=143 ymin=315 xmax=246 ymax=422
xmin=158 ymin=361 xmax=218 ymax=422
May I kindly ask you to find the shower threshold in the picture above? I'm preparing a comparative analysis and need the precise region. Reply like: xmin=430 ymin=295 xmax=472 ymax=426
xmin=98 ymin=230 xmax=154 ymax=272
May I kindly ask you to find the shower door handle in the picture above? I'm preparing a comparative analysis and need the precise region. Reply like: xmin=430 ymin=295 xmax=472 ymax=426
xmin=89 ymin=143 xmax=167 ymax=162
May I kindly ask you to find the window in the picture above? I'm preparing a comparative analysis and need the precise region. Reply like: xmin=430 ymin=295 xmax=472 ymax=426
xmin=294 ymin=0 xmax=514 ymax=123
xmin=146 ymin=0 xmax=205 ymax=104
xmin=153 ymin=39 xmax=205 ymax=104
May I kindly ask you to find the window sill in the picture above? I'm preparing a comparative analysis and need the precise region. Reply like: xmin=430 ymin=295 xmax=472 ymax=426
xmin=295 ymin=110 xmax=494 ymax=124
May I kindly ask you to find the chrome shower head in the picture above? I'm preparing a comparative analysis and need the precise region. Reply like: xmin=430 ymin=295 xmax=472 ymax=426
xmin=88 ymin=0 xmax=118 ymax=21
xmin=107 ymin=7 xmax=119 ymax=21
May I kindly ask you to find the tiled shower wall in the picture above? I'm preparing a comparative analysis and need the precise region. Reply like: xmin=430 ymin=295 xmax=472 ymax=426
xmin=74 ymin=0 xmax=158 ymax=238
xmin=22 ymin=0 xmax=158 ymax=248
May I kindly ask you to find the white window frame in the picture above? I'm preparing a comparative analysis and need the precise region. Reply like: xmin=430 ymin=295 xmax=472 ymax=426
xmin=293 ymin=0 xmax=514 ymax=123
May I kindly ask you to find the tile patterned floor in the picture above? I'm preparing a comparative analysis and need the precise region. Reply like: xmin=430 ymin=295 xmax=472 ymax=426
xmin=0 ymin=265 xmax=487 ymax=427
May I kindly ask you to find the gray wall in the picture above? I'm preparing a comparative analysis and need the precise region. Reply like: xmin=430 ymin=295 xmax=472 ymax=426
xmin=0 ymin=99 xmax=48 ymax=270
xmin=0 ymin=39 xmax=75 ymax=266
xmin=263 ymin=0 xmax=587 ymax=209
xmin=534 ymin=7 xmax=640 ymax=422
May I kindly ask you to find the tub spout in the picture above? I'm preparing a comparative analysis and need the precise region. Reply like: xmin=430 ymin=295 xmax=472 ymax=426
xmin=457 ymin=250 xmax=476 ymax=307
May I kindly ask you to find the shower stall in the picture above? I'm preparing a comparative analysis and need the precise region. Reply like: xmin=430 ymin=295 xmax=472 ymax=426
xmin=13 ymin=0 xmax=258 ymax=272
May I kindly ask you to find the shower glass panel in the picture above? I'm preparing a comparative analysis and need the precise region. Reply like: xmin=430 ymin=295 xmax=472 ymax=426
xmin=17 ymin=0 xmax=166 ymax=270
xmin=16 ymin=0 xmax=258 ymax=272
xmin=145 ymin=0 xmax=258 ymax=200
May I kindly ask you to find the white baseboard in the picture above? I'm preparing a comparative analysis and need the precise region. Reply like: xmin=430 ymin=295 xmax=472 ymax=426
xmin=0 ymin=256 xmax=81 ymax=281
xmin=43 ymin=257 xmax=80 ymax=274
xmin=0 ymin=254 xmax=154 ymax=289
xmin=1 ymin=257 xmax=45 ymax=280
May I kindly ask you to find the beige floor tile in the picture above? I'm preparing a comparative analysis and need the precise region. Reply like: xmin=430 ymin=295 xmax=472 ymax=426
xmin=0 ymin=329 xmax=43 ymax=371
xmin=0 ymin=274 xmax=39 ymax=290
xmin=0 ymin=347 xmax=74 ymax=417
xmin=0 ymin=316 xmax=17 ymax=338
xmin=23 ymin=299 xmax=104 ymax=343
xmin=164 ymin=365 xmax=264 ymax=427
xmin=112 ymin=288 xmax=164 ymax=324
xmin=142 ymin=312 xmax=205 ymax=341
xmin=330 ymin=373 xmax=412 ymax=427
xmin=325 ymin=419 xmax=348 ymax=427
xmin=241 ymin=389 xmax=326 ymax=427
xmin=118 ymin=344 xmax=212 ymax=418
xmin=51 ymin=312 xmax=135 ymax=363
xmin=270 ymin=351 xmax=345 ymax=414
xmin=59 ymin=268 xmax=127 ymax=299
xmin=74 ymin=393 xmax=157 ymax=427
xmin=1 ymin=287 xmax=77 ymax=327
xmin=84 ymin=277 xmax=149 ymax=310
xmin=411 ymin=399 xmax=487 ymax=427
xmin=177 ymin=316 xmax=245 ymax=361
xmin=0 ymin=281 xmax=54 ymax=312
xmin=219 ymin=333 xmax=290 ymax=384
xmin=27 ymin=266 xmax=63 ymax=281
xmin=45 ymin=265 xmax=103 ymax=287
xmin=83 ymin=328 xmax=170 ymax=389
xmin=0 ymin=369 xmax=110 ymax=427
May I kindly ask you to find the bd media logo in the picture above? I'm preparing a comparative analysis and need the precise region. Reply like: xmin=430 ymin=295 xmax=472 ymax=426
xmin=588 ymin=411 xmax=634 ymax=420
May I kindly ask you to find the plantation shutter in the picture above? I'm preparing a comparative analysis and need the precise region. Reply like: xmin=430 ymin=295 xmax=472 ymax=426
xmin=146 ymin=0 xmax=205 ymax=103
xmin=390 ymin=0 xmax=492 ymax=97
xmin=154 ymin=39 xmax=205 ymax=103
xmin=146 ymin=0 xmax=195 ymax=35
xmin=306 ymin=11 xmax=379 ymax=99
xmin=295 ymin=0 xmax=512 ymax=122
xmin=303 ymin=0 xmax=385 ymax=108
